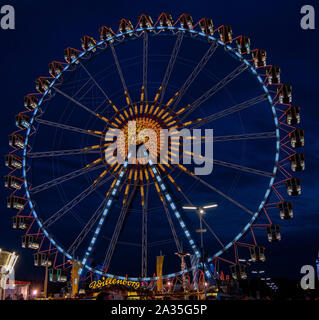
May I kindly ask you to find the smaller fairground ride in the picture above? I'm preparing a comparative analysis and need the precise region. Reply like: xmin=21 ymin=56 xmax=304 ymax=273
xmin=0 ymin=249 xmax=19 ymax=300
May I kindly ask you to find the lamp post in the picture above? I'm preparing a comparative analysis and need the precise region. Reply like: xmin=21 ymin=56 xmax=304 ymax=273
xmin=182 ymin=203 xmax=218 ymax=299
xmin=251 ymin=269 xmax=265 ymax=299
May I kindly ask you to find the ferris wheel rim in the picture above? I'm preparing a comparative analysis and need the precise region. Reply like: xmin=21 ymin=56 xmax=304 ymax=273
xmin=21 ymin=25 xmax=280 ymax=281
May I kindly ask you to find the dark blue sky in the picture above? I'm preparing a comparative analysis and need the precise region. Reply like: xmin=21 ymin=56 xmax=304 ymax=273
xmin=0 ymin=0 xmax=318 ymax=281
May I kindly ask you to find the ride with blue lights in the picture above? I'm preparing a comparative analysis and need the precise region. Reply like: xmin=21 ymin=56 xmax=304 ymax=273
xmin=4 ymin=13 xmax=304 ymax=290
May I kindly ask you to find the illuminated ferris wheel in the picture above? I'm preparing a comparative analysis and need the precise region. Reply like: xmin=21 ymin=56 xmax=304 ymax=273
xmin=5 ymin=13 xmax=304 ymax=286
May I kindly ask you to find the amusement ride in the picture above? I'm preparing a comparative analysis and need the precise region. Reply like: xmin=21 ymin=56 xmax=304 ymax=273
xmin=5 ymin=13 xmax=305 ymax=297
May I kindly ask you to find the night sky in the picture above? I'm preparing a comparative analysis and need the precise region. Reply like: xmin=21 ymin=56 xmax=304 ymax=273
xmin=0 ymin=0 xmax=318 ymax=281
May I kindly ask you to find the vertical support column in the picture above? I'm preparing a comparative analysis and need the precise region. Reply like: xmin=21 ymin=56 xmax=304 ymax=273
xmin=156 ymin=255 xmax=164 ymax=293
xmin=71 ymin=261 xmax=81 ymax=297
xmin=44 ymin=262 xmax=48 ymax=298
xmin=141 ymin=184 xmax=148 ymax=278
xmin=143 ymin=32 xmax=148 ymax=102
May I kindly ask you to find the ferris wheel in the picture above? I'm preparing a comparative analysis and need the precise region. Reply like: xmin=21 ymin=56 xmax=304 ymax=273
xmin=5 ymin=13 xmax=305 ymax=286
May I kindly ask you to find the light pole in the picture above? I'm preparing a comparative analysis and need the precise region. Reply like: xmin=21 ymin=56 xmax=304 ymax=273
xmin=251 ymin=270 xmax=265 ymax=299
xmin=182 ymin=204 xmax=218 ymax=299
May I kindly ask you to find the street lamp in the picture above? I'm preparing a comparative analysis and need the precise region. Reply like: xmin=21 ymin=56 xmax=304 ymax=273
xmin=182 ymin=203 xmax=218 ymax=299
xmin=251 ymin=270 xmax=265 ymax=275
xmin=251 ymin=269 xmax=266 ymax=299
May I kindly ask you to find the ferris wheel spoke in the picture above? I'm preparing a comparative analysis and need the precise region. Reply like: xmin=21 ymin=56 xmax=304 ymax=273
xmin=201 ymin=217 xmax=225 ymax=248
xmin=30 ymin=162 xmax=105 ymax=195
xmin=69 ymin=174 xmax=129 ymax=256
xmin=144 ymin=151 xmax=201 ymax=258
xmin=79 ymin=155 xmax=131 ymax=275
xmin=184 ymin=132 xmax=277 ymax=149
xmin=176 ymin=149 xmax=273 ymax=178
xmin=110 ymin=43 xmax=133 ymax=106
xmin=68 ymin=77 xmax=92 ymax=97
xmin=67 ymin=195 xmax=110 ymax=255
xmin=142 ymin=32 xmax=149 ymax=102
xmin=180 ymin=63 xmax=248 ymax=121
xmin=176 ymin=164 xmax=254 ymax=216
xmin=35 ymin=118 xmax=103 ymax=138
xmin=213 ymin=159 xmax=274 ymax=178
xmin=141 ymin=173 xmax=149 ymax=278
xmin=213 ymin=131 xmax=277 ymax=142
xmin=191 ymin=94 xmax=268 ymax=128
xmin=149 ymin=239 xmax=175 ymax=247
xmin=159 ymin=32 xmax=184 ymax=104
xmin=102 ymin=178 xmax=138 ymax=272
xmin=172 ymin=41 xmax=218 ymax=110
xmin=27 ymin=148 xmax=101 ymax=158
xmin=158 ymin=164 xmax=225 ymax=249
xmin=43 ymin=174 xmax=113 ymax=228
xmin=79 ymin=61 xmax=112 ymax=102
xmin=53 ymin=86 xmax=108 ymax=122
xmin=149 ymin=167 xmax=182 ymax=253
xmin=161 ymin=192 xmax=183 ymax=253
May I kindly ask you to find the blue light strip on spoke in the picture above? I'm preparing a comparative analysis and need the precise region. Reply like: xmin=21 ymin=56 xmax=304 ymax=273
xmin=79 ymin=153 xmax=131 ymax=276
xmin=145 ymin=152 xmax=201 ymax=260
xmin=146 ymin=155 xmax=211 ymax=278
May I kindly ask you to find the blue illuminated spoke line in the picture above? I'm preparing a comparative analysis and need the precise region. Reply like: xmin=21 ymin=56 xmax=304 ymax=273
xmin=78 ymin=153 xmax=131 ymax=276
xmin=22 ymin=25 xmax=280 ymax=282
xmin=146 ymin=154 xmax=212 ymax=279
xmin=145 ymin=152 xmax=213 ymax=276
xmin=149 ymin=161 xmax=200 ymax=257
